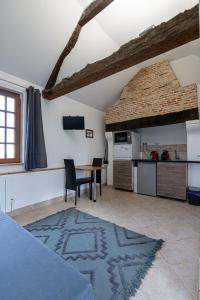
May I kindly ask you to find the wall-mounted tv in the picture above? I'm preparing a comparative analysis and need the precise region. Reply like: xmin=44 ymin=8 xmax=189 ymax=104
xmin=63 ymin=116 xmax=85 ymax=130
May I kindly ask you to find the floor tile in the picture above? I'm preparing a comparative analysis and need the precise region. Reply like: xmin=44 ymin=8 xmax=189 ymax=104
xmin=11 ymin=186 xmax=200 ymax=300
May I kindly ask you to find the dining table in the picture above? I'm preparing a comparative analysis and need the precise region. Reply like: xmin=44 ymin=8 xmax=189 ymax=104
xmin=75 ymin=165 xmax=104 ymax=202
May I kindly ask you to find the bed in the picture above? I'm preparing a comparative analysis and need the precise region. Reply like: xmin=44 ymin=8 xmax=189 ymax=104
xmin=0 ymin=212 xmax=94 ymax=300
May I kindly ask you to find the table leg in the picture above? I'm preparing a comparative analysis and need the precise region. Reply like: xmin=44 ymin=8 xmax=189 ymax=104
xmin=93 ymin=170 xmax=97 ymax=202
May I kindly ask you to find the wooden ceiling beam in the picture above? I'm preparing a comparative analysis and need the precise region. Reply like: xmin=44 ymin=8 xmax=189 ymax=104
xmin=79 ymin=0 xmax=114 ymax=26
xmin=45 ymin=0 xmax=114 ymax=90
xmin=105 ymin=108 xmax=199 ymax=132
xmin=43 ymin=4 xmax=199 ymax=100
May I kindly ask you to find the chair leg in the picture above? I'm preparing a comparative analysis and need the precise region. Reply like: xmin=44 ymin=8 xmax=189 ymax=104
xmin=65 ymin=190 xmax=67 ymax=202
xmin=78 ymin=186 xmax=80 ymax=197
xmin=89 ymin=182 xmax=92 ymax=200
xmin=75 ymin=189 xmax=77 ymax=206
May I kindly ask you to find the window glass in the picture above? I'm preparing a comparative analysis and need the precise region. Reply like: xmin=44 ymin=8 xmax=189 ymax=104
xmin=0 ymin=95 xmax=5 ymax=110
xmin=0 ymin=128 xmax=5 ymax=143
xmin=7 ymin=113 xmax=15 ymax=128
xmin=0 ymin=90 xmax=21 ymax=163
xmin=7 ymin=97 xmax=15 ymax=112
xmin=0 ymin=111 xmax=5 ymax=126
xmin=0 ymin=144 xmax=5 ymax=159
xmin=6 ymin=144 xmax=15 ymax=159
xmin=6 ymin=128 xmax=15 ymax=143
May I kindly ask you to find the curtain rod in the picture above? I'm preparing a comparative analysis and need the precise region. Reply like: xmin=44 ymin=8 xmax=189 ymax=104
xmin=0 ymin=78 xmax=27 ymax=89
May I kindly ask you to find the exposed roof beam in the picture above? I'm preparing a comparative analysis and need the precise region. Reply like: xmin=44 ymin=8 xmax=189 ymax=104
xmin=43 ymin=4 xmax=199 ymax=100
xmin=45 ymin=0 xmax=114 ymax=90
xmin=105 ymin=108 xmax=199 ymax=131
xmin=79 ymin=0 xmax=114 ymax=26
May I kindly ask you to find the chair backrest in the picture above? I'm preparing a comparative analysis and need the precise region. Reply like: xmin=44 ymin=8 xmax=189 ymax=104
xmin=92 ymin=158 xmax=102 ymax=183
xmin=92 ymin=158 xmax=102 ymax=167
xmin=64 ymin=159 xmax=76 ymax=191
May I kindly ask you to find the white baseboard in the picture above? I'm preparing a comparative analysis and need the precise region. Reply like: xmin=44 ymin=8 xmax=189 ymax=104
xmin=8 ymin=188 xmax=87 ymax=217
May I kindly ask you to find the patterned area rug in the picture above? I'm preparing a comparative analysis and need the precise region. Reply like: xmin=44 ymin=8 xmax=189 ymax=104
xmin=25 ymin=208 xmax=163 ymax=300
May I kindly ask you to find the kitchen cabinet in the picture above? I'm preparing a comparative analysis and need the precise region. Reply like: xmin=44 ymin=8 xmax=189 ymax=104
xmin=113 ymin=160 xmax=133 ymax=191
xmin=137 ymin=162 xmax=156 ymax=196
xmin=157 ymin=162 xmax=187 ymax=200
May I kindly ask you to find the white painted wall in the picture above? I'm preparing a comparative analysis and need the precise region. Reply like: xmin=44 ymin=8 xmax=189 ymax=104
xmin=105 ymin=132 xmax=113 ymax=185
xmin=186 ymin=120 xmax=200 ymax=188
xmin=171 ymin=55 xmax=200 ymax=87
xmin=0 ymin=177 xmax=5 ymax=212
xmin=78 ymin=0 xmax=198 ymax=46
xmin=137 ymin=123 xmax=187 ymax=145
xmin=0 ymin=71 xmax=105 ymax=212
xmin=4 ymin=170 xmax=65 ymax=212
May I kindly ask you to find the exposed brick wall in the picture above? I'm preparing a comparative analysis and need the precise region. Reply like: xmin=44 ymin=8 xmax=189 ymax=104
xmin=105 ymin=60 xmax=198 ymax=124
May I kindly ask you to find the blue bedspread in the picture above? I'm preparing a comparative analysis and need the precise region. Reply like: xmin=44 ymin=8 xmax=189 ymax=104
xmin=0 ymin=212 xmax=94 ymax=300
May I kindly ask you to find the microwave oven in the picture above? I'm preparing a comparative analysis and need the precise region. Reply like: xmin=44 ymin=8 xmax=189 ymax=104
xmin=114 ymin=131 xmax=132 ymax=144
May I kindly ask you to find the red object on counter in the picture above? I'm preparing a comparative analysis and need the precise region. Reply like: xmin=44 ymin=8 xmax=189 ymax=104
xmin=151 ymin=151 xmax=159 ymax=160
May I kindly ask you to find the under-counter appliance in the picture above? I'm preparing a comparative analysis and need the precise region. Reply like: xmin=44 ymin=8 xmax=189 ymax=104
xmin=113 ymin=131 xmax=140 ymax=160
xmin=137 ymin=162 xmax=157 ymax=196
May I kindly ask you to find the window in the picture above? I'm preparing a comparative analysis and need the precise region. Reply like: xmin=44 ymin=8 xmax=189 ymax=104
xmin=0 ymin=89 xmax=21 ymax=164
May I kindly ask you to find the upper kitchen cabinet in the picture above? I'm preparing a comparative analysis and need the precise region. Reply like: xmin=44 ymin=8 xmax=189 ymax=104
xmin=157 ymin=162 xmax=187 ymax=200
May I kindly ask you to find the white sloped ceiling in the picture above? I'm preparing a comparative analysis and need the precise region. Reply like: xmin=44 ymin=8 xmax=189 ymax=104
xmin=0 ymin=0 xmax=199 ymax=111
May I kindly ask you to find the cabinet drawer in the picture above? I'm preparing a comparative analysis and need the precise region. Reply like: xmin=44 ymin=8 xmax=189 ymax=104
xmin=113 ymin=167 xmax=132 ymax=176
xmin=157 ymin=187 xmax=186 ymax=200
xmin=113 ymin=175 xmax=132 ymax=185
xmin=113 ymin=161 xmax=132 ymax=174
xmin=114 ymin=183 xmax=133 ymax=191
xmin=113 ymin=160 xmax=132 ymax=166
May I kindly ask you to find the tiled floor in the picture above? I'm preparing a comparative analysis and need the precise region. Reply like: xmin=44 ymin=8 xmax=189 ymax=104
xmin=12 ymin=186 xmax=200 ymax=300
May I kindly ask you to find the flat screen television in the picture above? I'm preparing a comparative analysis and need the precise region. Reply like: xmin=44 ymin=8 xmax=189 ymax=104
xmin=63 ymin=116 xmax=85 ymax=130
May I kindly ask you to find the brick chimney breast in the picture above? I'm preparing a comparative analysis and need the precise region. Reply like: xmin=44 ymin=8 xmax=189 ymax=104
xmin=105 ymin=60 xmax=198 ymax=124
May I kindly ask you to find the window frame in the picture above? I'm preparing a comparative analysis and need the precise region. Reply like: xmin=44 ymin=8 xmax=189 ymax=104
xmin=0 ymin=89 xmax=21 ymax=164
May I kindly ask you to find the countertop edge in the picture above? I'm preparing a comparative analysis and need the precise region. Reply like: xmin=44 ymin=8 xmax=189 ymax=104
xmin=132 ymin=159 xmax=200 ymax=163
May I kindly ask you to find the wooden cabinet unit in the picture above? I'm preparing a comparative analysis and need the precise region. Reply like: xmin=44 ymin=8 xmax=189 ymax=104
xmin=113 ymin=160 xmax=133 ymax=191
xmin=157 ymin=162 xmax=187 ymax=200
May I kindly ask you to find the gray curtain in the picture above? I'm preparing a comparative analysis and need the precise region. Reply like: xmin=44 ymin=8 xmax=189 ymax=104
xmin=25 ymin=86 xmax=47 ymax=170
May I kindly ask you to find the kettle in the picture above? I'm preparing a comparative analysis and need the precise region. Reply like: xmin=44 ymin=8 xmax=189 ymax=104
xmin=151 ymin=151 xmax=159 ymax=161
xmin=161 ymin=150 xmax=169 ymax=160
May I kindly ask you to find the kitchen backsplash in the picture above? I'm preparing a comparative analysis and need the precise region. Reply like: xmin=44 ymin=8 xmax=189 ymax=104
xmin=141 ymin=144 xmax=187 ymax=160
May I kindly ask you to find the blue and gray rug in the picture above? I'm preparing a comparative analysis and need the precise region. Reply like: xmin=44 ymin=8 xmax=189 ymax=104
xmin=25 ymin=208 xmax=163 ymax=300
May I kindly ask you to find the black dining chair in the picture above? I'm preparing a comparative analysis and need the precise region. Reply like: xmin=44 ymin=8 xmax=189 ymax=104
xmin=92 ymin=158 xmax=103 ymax=196
xmin=64 ymin=159 xmax=92 ymax=206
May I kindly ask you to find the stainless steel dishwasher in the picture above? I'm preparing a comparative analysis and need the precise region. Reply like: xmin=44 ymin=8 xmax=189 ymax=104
xmin=137 ymin=161 xmax=156 ymax=196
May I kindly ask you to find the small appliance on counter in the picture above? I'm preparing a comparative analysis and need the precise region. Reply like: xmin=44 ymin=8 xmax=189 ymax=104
xmin=150 ymin=151 xmax=158 ymax=161
xmin=113 ymin=131 xmax=140 ymax=159
xmin=161 ymin=150 xmax=169 ymax=160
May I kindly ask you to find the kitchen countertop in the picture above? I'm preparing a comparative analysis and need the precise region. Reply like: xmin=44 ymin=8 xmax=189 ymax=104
xmin=132 ymin=159 xmax=200 ymax=163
